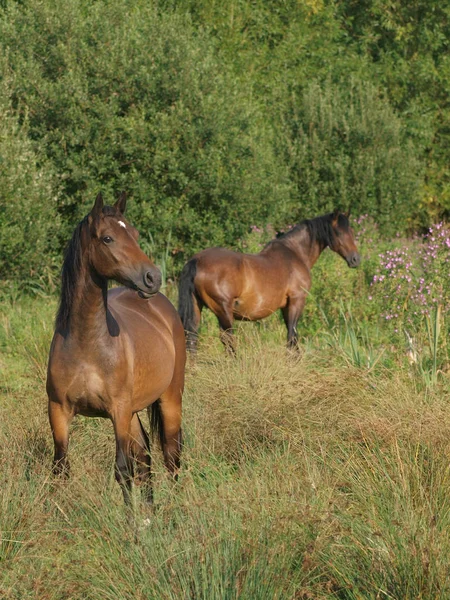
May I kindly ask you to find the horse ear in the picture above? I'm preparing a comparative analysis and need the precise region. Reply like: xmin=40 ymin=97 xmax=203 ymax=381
xmin=331 ymin=208 xmax=340 ymax=226
xmin=114 ymin=191 xmax=127 ymax=215
xmin=91 ymin=192 xmax=104 ymax=219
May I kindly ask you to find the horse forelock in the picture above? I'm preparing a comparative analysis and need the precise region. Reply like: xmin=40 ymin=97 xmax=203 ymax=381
xmin=101 ymin=205 xmax=118 ymax=218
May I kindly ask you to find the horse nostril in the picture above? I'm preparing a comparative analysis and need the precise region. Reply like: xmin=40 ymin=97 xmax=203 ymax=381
xmin=144 ymin=271 xmax=154 ymax=287
xmin=143 ymin=269 xmax=162 ymax=292
xmin=347 ymin=253 xmax=360 ymax=267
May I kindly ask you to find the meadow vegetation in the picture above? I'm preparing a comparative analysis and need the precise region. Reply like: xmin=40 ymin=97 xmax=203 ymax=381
xmin=1 ymin=0 xmax=450 ymax=597
xmin=1 ymin=222 xmax=449 ymax=598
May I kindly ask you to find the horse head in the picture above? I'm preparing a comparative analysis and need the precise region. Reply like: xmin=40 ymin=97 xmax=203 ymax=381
xmin=88 ymin=192 xmax=161 ymax=298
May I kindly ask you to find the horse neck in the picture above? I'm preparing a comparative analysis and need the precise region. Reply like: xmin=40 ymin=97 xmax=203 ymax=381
xmin=279 ymin=225 xmax=326 ymax=269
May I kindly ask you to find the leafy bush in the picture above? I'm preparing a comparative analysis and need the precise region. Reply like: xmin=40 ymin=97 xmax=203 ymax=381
xmin=0 ymin=0 xmax=290 ymax=272
xmin=0 ymin=81 xmax=60 ymax=280
xmin=280 ymin=79 xmax=422 ymax=232
xmin=0 ymin=0 xmax=448 ymax=284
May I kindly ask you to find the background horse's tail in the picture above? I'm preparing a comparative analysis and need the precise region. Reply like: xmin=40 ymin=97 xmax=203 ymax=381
xmin=178 ymin=258 xmax=198 ymax=336
xmin=149 ymin=400 xmax=165 ymax=448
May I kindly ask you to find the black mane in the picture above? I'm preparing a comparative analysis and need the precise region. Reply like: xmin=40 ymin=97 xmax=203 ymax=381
xmin=55 ymin=216 xmax=88 ymax=332
xmin=55 ymin=206 xmax=118 ymax=332
xmin=276 ymin=212 xmax=350 ymax=248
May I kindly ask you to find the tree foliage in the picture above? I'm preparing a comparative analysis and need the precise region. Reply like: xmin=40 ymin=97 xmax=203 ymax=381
xmin=0 ymin=80 xmax=59 ymax=279
xmin=0 ymin=0 xmax=448 ymax=281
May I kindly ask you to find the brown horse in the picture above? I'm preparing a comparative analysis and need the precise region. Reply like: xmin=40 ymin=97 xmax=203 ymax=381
xmin=178 ymin=210 xmax=360 ymax=353
xmin=46 ymin=193 xmax=185 ymax=504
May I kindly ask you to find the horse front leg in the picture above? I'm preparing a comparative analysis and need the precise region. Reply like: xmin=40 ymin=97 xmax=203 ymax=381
xmin=129 ymin=413 xmax=153 ymax=504
xmin=217 ymin=307 xmax=236 ymax=355
xmin=112 ymin=409 xmax=134 ymax=505
xmin=282 ymin=294 xmax=307 ymax=351
xmin=48 ymin=399 xmax=73 ymax=477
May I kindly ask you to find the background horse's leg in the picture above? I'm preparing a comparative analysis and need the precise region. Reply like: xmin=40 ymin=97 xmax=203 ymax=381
xmin=48 ymin=400 xmax=73 ymax=476
xmin=281 ymin=294 xmax=307 ymax=350
xmin=216 ymin=306 xmax=236 ymax=355
xmin=112 ymin=409 xmax=134 ymax=505
xmin=130 ymin=413 xmax=153 ymax=504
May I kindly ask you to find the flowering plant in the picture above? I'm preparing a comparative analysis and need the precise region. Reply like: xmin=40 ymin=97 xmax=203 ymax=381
xmin=369 ymin=223 xmax=450 ymax=329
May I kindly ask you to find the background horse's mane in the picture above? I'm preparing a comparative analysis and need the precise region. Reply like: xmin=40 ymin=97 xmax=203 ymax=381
xmin=56 ymin=206 xmax=117 ymax=332
xmin=275 ymin=211 xmax=350 ymax=248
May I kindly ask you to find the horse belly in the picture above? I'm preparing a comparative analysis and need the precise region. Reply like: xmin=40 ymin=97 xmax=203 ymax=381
xmin=233 ymin=296 xmax=283 ymax=320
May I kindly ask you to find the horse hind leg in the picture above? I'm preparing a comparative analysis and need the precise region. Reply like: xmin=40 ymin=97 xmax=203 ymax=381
xmin=281 ymin=294 xmax=307 ymax=351
xmin=129 ymin=413 xmax=153 ymax=504
xmin=48 ymin=400 xmax=73 ymax=477
xmin=150 ymin=392 xmax=182 ymax=480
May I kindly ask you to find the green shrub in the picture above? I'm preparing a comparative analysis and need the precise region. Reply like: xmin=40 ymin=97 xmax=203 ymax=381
xmin=280 ymin=78 xmax=422 ymax=233
xmin=0 ymin=81 xmax=60 ymax=280
xmin=0 ymin=0 xmax=290 ymax=272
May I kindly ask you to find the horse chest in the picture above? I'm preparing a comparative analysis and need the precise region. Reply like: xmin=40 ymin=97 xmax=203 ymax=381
xmin=57 ymin=360 xmax=126 ymax=416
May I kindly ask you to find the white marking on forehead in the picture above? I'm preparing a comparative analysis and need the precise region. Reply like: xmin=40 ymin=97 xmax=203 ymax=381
xmin=118 ymin=220 xmax=127 ymax=229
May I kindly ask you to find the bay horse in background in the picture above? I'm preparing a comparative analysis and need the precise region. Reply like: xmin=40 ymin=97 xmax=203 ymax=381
xmin=47 ymin=193 xmax=185 ymax=505
xmin=178 ymin=210 xmax=360 ymax=354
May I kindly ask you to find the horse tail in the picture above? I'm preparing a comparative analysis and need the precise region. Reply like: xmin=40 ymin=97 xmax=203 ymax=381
xmin=178 ymin=258 xmax=198 ymax=335
xmin=149 ymin=399 xmax=165 ymax=448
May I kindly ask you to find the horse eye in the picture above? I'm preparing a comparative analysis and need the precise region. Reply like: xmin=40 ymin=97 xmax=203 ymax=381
xmin=103 ymin=236 xmax=113 ymax=244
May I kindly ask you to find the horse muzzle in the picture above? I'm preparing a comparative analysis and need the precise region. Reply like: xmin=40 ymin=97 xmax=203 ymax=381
xmin=346 ymin=252 xmax=361 ymax=268
xmin=127 ymin=266 xmax=162 ymax=298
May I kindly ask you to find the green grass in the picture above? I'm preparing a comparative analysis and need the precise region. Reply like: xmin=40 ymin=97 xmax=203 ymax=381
xmin=1 ymin=293 xmax=450 ymax=599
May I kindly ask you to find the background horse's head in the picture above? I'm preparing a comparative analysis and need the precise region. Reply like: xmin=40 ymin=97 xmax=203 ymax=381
xmin=328 ymin=209 xmax=361 ymax=268
xmin=88 ymin=192 xmax=161 ymax=297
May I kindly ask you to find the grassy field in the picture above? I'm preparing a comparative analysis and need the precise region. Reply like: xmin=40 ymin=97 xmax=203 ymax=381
xmin=1 ymin=282 xmax=450 ymax=599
